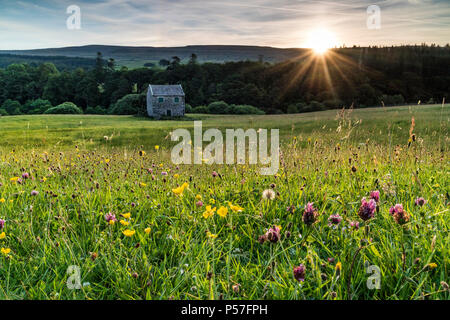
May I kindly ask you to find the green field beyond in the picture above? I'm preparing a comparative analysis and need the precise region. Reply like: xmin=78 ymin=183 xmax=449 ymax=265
xmin=0 ymin=105 xmax=448 ymax=299
xmin=0 ymin=104 xmax=448 ymax=150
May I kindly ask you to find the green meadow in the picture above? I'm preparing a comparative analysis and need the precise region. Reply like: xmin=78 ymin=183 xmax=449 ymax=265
xmin=0 ymin=104 xmax=448 ymax=148
xmin=0 ymin=104 xmax=448 ymax=299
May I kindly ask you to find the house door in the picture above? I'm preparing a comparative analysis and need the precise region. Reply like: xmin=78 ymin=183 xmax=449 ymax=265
xmin=166 ymin=110 xmax=172 ymax=116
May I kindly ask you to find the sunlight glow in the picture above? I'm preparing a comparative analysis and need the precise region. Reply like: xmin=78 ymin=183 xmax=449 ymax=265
xmin=305 ymin=28 xmax=338 ymax=55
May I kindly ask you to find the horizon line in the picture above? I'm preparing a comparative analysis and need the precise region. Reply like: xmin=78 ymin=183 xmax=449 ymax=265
xmin=2 ymin=42 xmax=450 ymax=52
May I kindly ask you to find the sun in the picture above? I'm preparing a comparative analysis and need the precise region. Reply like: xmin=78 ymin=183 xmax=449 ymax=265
xmin=305 ymin=28 xmax=338 ymax=55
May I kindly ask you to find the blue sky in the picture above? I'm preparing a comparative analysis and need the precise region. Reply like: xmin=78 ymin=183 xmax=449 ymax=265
xmin=0 ymin=0 xmax=449 ymax=49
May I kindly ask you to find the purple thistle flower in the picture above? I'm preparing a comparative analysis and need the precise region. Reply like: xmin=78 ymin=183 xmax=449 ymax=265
xmin=369 ymin=190 xmax=380 ymax=203
xmin=389 ymin=204 xmax=403 ymax=215
xmin=328 ymin=214 xmax=342 ymax=226
xmin=0 ymin=219 xmax=5 ymax=229
xmin=161 ymin=171 xmax=168 ymax=176
xmin=104 ymin=212 xmax=117 ymax=223
xmin=196 ymin=200 xmax=203 ymax=208
xmin=22 ymin=172 xmax=30 ymax=179
xmin=31 ymin=190 xmax=39 ymax=196
xmin=265 ymin=226 xmax=281 ymax=243
xmin=303 ymin=202 xmax=319 ymax=225
xmin=358 ymin=198 xmax=376 ymax=221
xmin=415 ymin=197 xmax=427 ymax=207
xmin=389 ymin=204 xmax=410 ymax=225
xmin=212 ymin=171 xmax=218 ymax=178
xmin=293 ymin=264 xmax=306 ymax=282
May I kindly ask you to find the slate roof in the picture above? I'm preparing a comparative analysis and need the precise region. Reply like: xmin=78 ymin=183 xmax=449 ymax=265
xmin=149 ymin=84 xmax=185 ymax=96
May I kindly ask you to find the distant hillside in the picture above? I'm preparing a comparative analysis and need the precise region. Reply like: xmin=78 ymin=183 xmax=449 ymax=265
xmin=0 ymin=45 xmax=306 ymax=68
xmin=0 ymin=53 xmax=96 ymax=69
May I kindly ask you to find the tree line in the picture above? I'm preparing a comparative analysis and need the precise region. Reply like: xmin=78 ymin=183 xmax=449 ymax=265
xmin=0 ymin=45 xmax=449 ymax=116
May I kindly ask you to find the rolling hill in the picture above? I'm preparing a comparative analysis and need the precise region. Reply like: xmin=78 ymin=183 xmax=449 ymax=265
xmin=0 ymin=45 xmax=307 ymax=68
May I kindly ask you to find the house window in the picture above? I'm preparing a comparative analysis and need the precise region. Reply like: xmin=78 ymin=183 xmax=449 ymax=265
xmin=167 ymin=110 xmax=172 ymax=116
xmin=158 ymin=97 xmax=164 ymax=103
xmin=174 ymin=97 xmax=180 ymax=103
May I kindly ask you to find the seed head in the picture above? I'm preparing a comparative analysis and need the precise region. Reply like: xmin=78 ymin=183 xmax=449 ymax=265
xmin=262 ymin=189 xmax=276 ymax=200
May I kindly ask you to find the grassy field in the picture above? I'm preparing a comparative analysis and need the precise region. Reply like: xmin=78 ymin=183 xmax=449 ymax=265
xmin=0 ymin=104 xmax=448 ymax=148
xmin=0 ymin=104 xmax=448 ymax=299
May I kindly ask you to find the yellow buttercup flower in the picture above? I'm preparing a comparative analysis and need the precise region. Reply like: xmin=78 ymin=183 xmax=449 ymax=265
xmin=109 ymin=220 xmax=115 ymax=225
xmin=203 ymin=205 xmax=216 ymax=219
xmin=121 ymin=213 xmax=131 ymax=219
xmin=174 ymin=174 xmax=180 ymax=179
xmin=1 ymin=247 xmax=11 ymax=255
xmin=0 ymin=198 xmax=5 ymax=203
xmin=428 ymin=263 xmax=437 ymax=270
xmin=206 ymin=232 xmax=218 ymax=239
xmin=0 ymin=232 xmax=5 ymax=240
xmin=154 ymin=145 xmax=160 ymax=150
xmin=10 ymin=177 xmax=19 ymax=183
xmin=172 ymin=187 xmax=184 ymax=196
xmin=217 ymin=206 xmax=228 ymax=218
xmin=140 ymin=182 xmax=147 ymax=187
xmin=105 ymin=159 xmax=110 ymax=164
xmin=335 ymin=262 xmax=342 ymax=272
xmin=120 ymin=220 xmax=130 ymax=226
xmin=228 ymin=202 xmax=244 ymax=212
xmin=145 ymin=227 xmax=151 ymax=234
xmin=172 ymin=182 xmax=189 ymax=196
xmin=122 ymin=229 xmax=135 ymax=237
xmin=195 ymin=194 xmax=202 ymax=200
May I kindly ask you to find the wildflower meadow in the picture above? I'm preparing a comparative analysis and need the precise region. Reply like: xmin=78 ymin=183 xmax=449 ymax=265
xmin=0 ymin=104 xmax=448 ymax=300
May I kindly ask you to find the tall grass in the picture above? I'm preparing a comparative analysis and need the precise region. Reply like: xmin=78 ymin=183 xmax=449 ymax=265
xmin=0 ymin=104 xmax=448 ymax=299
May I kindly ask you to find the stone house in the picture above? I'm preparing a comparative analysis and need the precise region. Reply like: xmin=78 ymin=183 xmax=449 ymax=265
xmin=147 ymin=84 xmax=185 ymax=118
